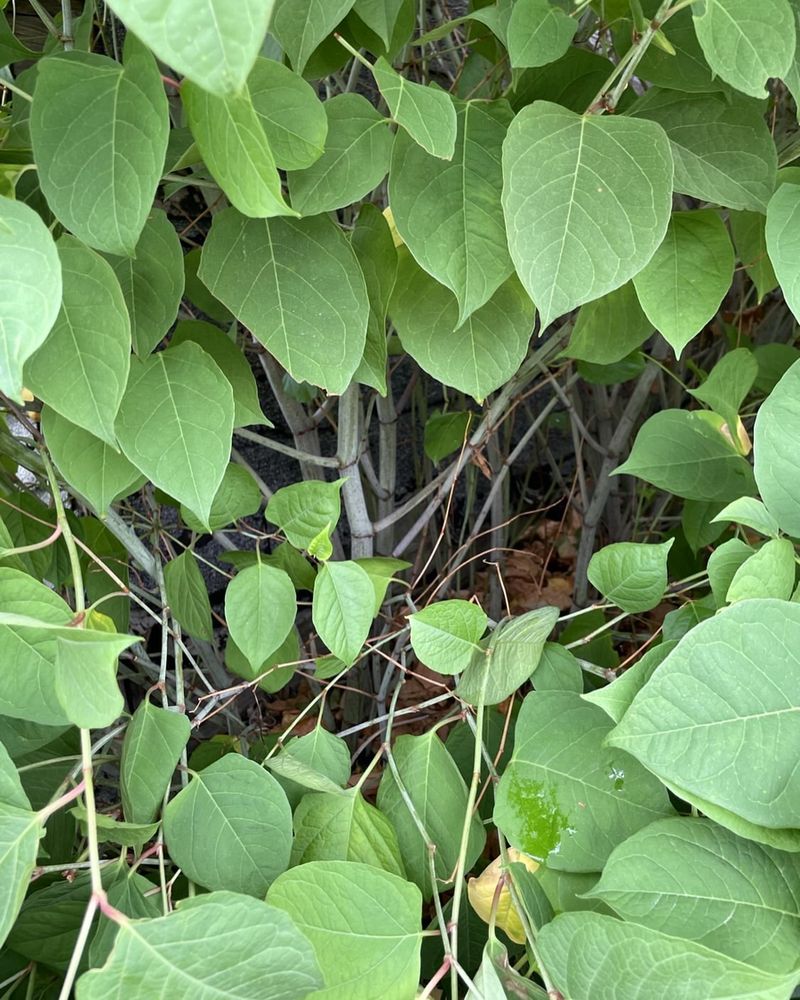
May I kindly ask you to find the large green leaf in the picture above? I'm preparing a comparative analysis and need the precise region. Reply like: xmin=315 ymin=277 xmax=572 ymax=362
xmin=693 ymin=0 xmax=795 ymax=98
xmin=613 ymin=410 xmax=756 ymax=502
xmin=583 ymin=642 xmax=676 ymax=725
xmin=104 ymin=209 xmax=184 ymax=357
xmin=31 ymin=39 xmax=168 ymax=256
xmin=42 ymin=409 xmax=142 ymax=513
xmin=104 ymin=0 xmax=277 ymax=94
xmin=270 ymin=0 xmax=357 ymax=74
xmin=766 ymin=183 xmax=800 ymax=324
xmin=754 ymin=359 xmax=800 ymax=536
xmin=563 ymin=282 xmax=653 ymax=365
xmin=0 ymin=196 xmax=61 ymax=401
xmin=164 ymin=550 xmax=213 ymax=641
xmin=389 ymin=249 xmax=534 ymax=399
xmin=312 ymin=561 xmax=374 ymax=666
xmin=0 ymin=803 xmax=41 ymax=951
xmin=631 ymin=89 xmax=777 ymax=212
xmin=199 ymin=209 xmax=369 ymax=394
xmin=409 ymin=599 xmax=488 ymax=675
xmin=389 ymin=98 xmax=513 ymax=324
xmin=268 ymin=726 xmax=351 ymax=810
xmin=494 ymin=691 xmax=673 ymax=871
xmin=731 ymin=210 xmax=778 ymax=302
xmin=587 ymin=540 xmax=673 ymax=614
xmin=120 ymin=701 xmax=191 ymax=824
xmin=689 ymin=347 xmax=758 ymax=430
xmin=25 ymin=236 xmax=131 ymax=446
xmin=268 ymin=860 xmax=422 ymax=1000
xmin=225 ymin=562 xmax=296 ymax=671
xmin=76 ymin=890 xmax=323 ymax=999
xmin=115 ymin=341 xmax=234 ymax=527
xmin=182 ymin=80 xmax=295 ymax=219
xmin=377 ymin=731 xmax=486 ymax=897
xmin=372 ymin=56 xmax=457 ymax=159
xmin=288 ymin=93 xmax=392 ymax=216
xmin=588 ymin=816 xmax=800 ymax=974
xmin=291 ymin=788 xmax=405 ymax=876
xmin=609 ymin=599 xmax=800 ymax=830
xmin=502 ymin=101 xmax=673 ymax=329
xmin=164 ymin=755 xmax=292 ymax=895
xmin=538 ymin=912 xmax=798 ymax=1000
xmin=248 ymin=57 xmax=327 ymax=170
xmin=632 ymin=210 xmax=734 ymax=357
xmin=506 ymin=0 xmax=576 ymax=69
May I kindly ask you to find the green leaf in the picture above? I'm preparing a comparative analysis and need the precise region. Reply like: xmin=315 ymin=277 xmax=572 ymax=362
xmin=535 ymin=642 xmax=584 ymax=694
xmin=707 ymin=537 xmax=754 ymax=606
xmin=171 ymin=320 xmax=267 ymax=430
xmin=469 ymin=938 xmax=549 ymax=999
xmin=164 ymin=550 xmax=213 ymax=641
xmin=354 ymin=556 xmax=410 ymax=615
xmin=225 ymin=627 xmax=300 ymax=694
xmin=613 ymin=410 xmax=756 ymax=502
xmin=182 ymin=80 xmax=295 ymax=219
xmin=494 ymin=691 xmax=673 ymax=871
xmin=268 ymin=726 xmax=351 ymax=810
xmin=0 ymin=195 xmax=61 ymax=401
xmin=538 ymin=911 xmax=798 ymax=1000
xmin=270 ymin=0 xmax=357 ymax=74
xmin=506 ymin=0 xmax=576 ymax=69
xmin=351 ymin=203 xmax=397 ymax=393
xmin=181 ymin=463 xmax=262 ymax=533
xmin=199 ymin=209 xmax=369 ymax=394
xmin=164 ymin=755 xmax=292 ymax=895
xmin=637 ymin=6 xmax=724 ymax=93
xmin=104 ymin=0 xmax=277 ymax=94
xmin=265 ymin=480 xmax=344 ymax=552
xmin=265 ymin=751 xmax=348 ymax=798
xmin=689 ymin=348 xmax=758 ymax=429
xmin=730 ymin=210 xmax=778 ymax=303
xmin=502 ymin=101 xmax=673 ymax=330
xmin=25 ymin=236 xmax=131 ymax=446
xmin=390 ymin=249 xmax=534 ymax=399
xmin=372 ymin=56 xmax=457 ymax=159
xmin=291 ymin=788 xmax=406 ymax=876
xmin=389 ymin=98 xmax=514 ymax=324
xmin=583 ymin=642 xmax=677 ymax=724
xmin=120 ymin=701 xmax=191 ymax=824
xmin=588 ymin=816 xmax=800 ymax=974
xmin=353 ymin=0 xmax=408 ymax=46
xmin=225 ymin=562 xmax=297 ymax=671
xmin=104 ymin=209 xmax=184 ymax=358
xmin=753 ymin=359 xmax=800 ymax=536
xmin=0 ymin=803 xmax=41 ymax=951
xmin=712 ymin=496 xmax=780 ymax=536
xmin=247 ymin=56 xmax=327 ymax=170
xmin=115 ymin=340 xmax=235 ymax=527
xmin=31 ymin=39 xmax=169 ymax=256
xmin=76 ymin=890 xmax=323 ymax=999
xmin=563 ymin=282 xmax=654 ymax=365
xmin=410 ymin=599 xmax=487 ymax=675
xmin=632 ymin=210 xmax=734 ymax=357
xmin=725 ymin=538 xmax=796 ymax=602
xmin=458 ymin=606 xmax=560 ymax=707
xmin=269 ymin=860 xmax=422 ymax=999
xmin=587 ymin=540 xmax=674 ymax=614
xmin=0 ymin=741 xmax=29 ymax=810
xmin=377 ymin=731 xmax=486 ymax=897
xmin=42 ymin=408 xmax=142 ymax=513
xmin=288 ymin=93 xmax=393 ymax=215
xmin=70 ymin=807 xmax=158 ymax=848
xmin=53 ymin=631 xmax=136 ymax=729
xmin=183 ymin=247 xmax=233 ymax=323
xmin=693 ymin=0 xmax=795 ymax=98
xmin=87 ymin=871 xmax=161 ymax=967
xmin=312 ymin=561 xmax=374 ymax=666
xmin=423 ymin=411 xmax=471 ymax=463
xmin=766 ymin=183 xmax=800 ymax=324
xmin=631 ymin=89 xmax=777 ymax=212
xmin=609 ymin=599 xmax=800 ymax=830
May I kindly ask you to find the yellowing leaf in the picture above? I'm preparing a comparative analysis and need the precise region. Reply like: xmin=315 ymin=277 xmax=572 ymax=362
xmin=467 ymin=848 xmax=539 ymax=944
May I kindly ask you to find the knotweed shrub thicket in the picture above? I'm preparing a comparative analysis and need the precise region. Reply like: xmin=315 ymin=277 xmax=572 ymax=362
xmin=2 ymin=0 xmax=800 ymax=997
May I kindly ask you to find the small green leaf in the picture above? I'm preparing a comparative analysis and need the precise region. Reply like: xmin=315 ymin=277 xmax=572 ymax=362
xmin=753 ymin=359 xmax=800 ymax=536
xmin=180 ymin=463 xmax=262 ymax=534
xmin=115 ymin=341 xmax=235 ymax=528
xmin=265 ymin=479 xmax=344 ymax=552
xmin=225 ymin=626 xmax=300 ymax=694
xmin=351 ymin=203 xmax=397 ymax=393
xmin=506 ymin=0 xmax=576 ymax=69
xmin=164 ymin=550 xmax=213 ymax=641
xmin=587 ymin=540 xmax=674 ymax=614
xmin=225 ymin=562 xmax=296 ymax=672
xmin=288 ymin=93 xmax=393 ymax=215
xmin=268 ymin=726 xmax=351 ymax=810
xmin=104 ymin=0 xmax=279 ymax=94
xmin=354 ymin=556 xmax=410 ymax=615
xmin=270 ymin=0 xmax=357 ymax=74
xmin=410 ymin=600 xmax=487 ymax=675
xmin=312 ymin=561 xmax=374 ymax=666
xmin=0 ymin=802 xmax=41 ymax=950
xmin=563 ymin=283 xmax=653 ymax=366
xmin=712 ymin=497 xmax=780 ymax=537
xmin=70 ymin=807 xmax=158 ymax=848
xmin=373 ymin=56 xmax=457 ymax=159
xmin=730 ymin=210 xmax=778 ymax=303
xmin=248 ymin=56 xmax=328 ymax=170
xmin=725 ymin=538 xmax=796 ymax=602
xmin=502 ymin=101 xmax=673 ymax=329
xmin=120 ymin=701 xmax=191 ymax=824
xmin=0 ymin=195 xmax=62 ymax=401
xmin=423 ymin=411 xmax=471 ymax=464
xmin=164 ymin=755 xmax=292 ymax=895
xmin=31 ymin=39 xmax=169 ymax=256
xmin=688 ymin=348 xmax=758 ymax=429
xmin=632 ymin=210 xmax=734 ymax=357
xmin=707 ymin=537 xmax=754 ymax=606
xmin=53 ymin=631 xmax=137 ymax=729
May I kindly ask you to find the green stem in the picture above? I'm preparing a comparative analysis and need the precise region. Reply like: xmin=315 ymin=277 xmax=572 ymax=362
xmin=61 ymin=0 xmax=74 ymax=48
